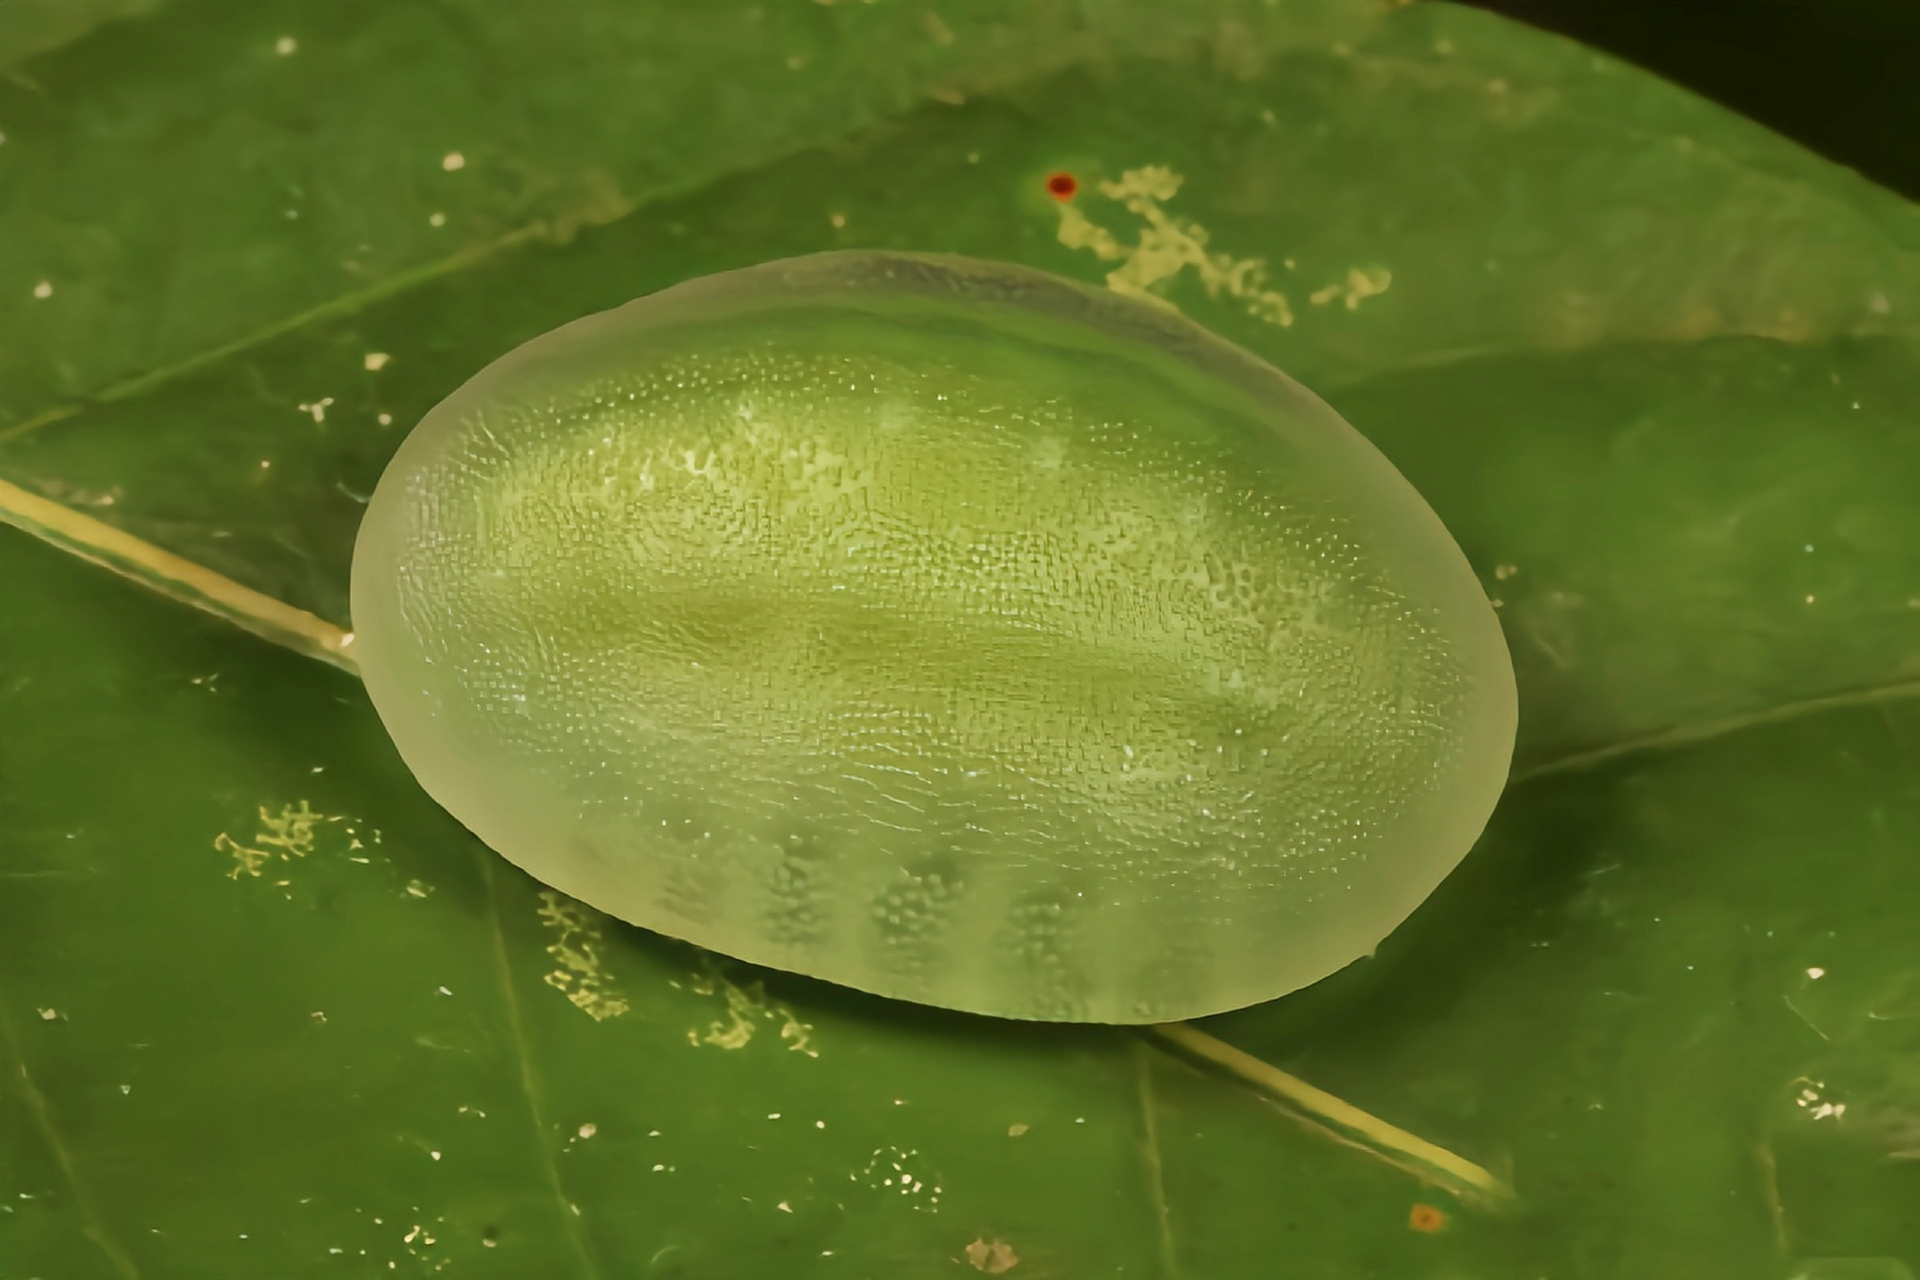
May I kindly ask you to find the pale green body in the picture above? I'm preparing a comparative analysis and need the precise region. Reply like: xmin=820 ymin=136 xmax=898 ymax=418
xmin=350 ymin=252 xmax=1516 ymax=1022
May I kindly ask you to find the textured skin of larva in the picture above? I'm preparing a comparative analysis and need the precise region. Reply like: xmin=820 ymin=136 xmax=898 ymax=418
xmin=350 ymin=252 xmax=1516 ymax=1023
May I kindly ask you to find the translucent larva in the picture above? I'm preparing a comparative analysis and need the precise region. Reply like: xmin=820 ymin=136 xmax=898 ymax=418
xmin=350 ymin=251 xmax=1516 ymax=1023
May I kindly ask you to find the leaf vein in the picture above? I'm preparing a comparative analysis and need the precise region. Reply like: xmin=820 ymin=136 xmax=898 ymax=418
xmin=1511 ymin=676 xmax=1920 ymax=784
xmin=479 ymin=855 xmax=606 ymax=1280
xmin=0 ymin=992 xmax=141 ymax=1280
xmin=1132 ymin=1040 xmax=1182 ymax=1280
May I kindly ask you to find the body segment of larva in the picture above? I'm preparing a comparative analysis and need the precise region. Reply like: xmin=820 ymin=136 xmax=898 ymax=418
xmin=350 ymin=251 xmax=1516 ymax=1023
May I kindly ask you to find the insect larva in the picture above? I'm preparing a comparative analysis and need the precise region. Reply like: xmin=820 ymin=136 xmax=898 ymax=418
xmin=351 ymin=251 xmax=1516 ymax=1022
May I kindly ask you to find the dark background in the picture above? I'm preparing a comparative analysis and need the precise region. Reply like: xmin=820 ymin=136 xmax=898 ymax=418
xmin=1462 ymin=0 xmax=1918 ymax=199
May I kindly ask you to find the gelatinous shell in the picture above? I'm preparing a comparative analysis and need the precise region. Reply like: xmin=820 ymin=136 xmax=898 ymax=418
xmin=350 ymin=251 xmax=1516 ymax=1023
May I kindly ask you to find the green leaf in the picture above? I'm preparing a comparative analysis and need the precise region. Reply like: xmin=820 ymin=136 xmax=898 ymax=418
xmin=0 ymin=0 xmax=1368 ymax=431
xmin=4 ymin=1 xmax=1918 ymax=1275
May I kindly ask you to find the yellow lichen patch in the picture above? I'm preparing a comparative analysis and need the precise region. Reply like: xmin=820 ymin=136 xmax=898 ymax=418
xmin=686 ymin=963 xmax=819 ymax=1057
xmin=1055 ymin=164 xmax=1295 ymax=328
xmin=965 ymin=1237 xmax=1020 ymax=1274
xmin=214 ymin=832 xmax=270 ymax=879
xmin=536 ymin=890 xmax=631 ymax=1021
xmin=687 ymin=970 xmax=758 ymax=1049
xmin=778 ymin=1010 xmax=817 ymax=1058
xmin=1309 ymin=265 xmax=1393 ymax=310
xmin=215 ymin=800 xmax=331 ymax=879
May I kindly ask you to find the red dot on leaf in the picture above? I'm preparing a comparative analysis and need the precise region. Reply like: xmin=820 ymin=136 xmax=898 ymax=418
xmin=1408 ymin=1204 xmax=1448 ymax=1234
xmin=1045 ymin=171 xmax=1079 ymax=201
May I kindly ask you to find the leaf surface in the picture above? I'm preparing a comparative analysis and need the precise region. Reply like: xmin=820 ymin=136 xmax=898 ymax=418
xmin=4 ymin=1 xmax=1918 ymax=1275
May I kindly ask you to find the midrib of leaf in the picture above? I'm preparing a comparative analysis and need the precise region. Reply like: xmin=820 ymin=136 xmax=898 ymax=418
xmin=477 ymin=852 xmax=606 ymax=1280
xmin=0 ymin=476 xmax=356 ymax=673
xmin=0 ymin=990 xmax=142 ymax=1280
xmin=1149 ymin=1023 xmax=1514 ymax=1207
